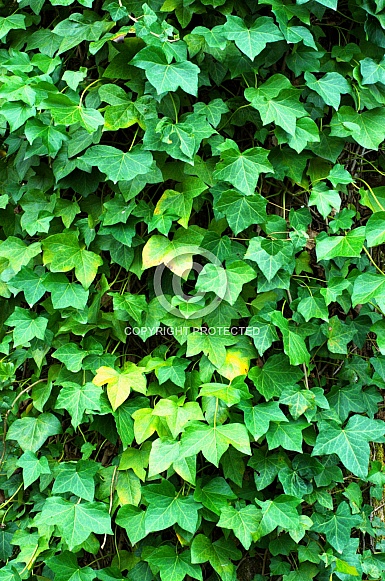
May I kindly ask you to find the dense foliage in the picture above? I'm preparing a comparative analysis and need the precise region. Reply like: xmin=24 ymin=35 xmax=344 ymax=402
xmin=1 ymin=0 xmax=385 ymax=579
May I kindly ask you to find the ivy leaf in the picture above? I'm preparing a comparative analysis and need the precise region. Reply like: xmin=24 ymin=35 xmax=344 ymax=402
xmin=43 ymin=273 xmax=89 ymax=310
xmin=316 ymin=228 xmax=365 ymax=260
xmin=321 ymin=316 xmax=356 ymax=354
xmin=309 ymin=183 xmax=341 ymax=219
xmin=93 ymin=364 xmax=147 ymax=410
xmin=245 ymin=86 xmax=307 ymax=136
xmin=266 ymin=418 xmax=309 ymax=452
xmin=53 ymin=344 xmax=88 ymax=373
xmin=145 ymin=547 xmax=202 ymax=581
xmin=116 ymin=505 xmax=147 ymax=545
xmin=131 ymin=46 xmax=200 ymax=96
xmin=148 ymin=438 xmax=180 ymax=476
xmin=245 ymin=316 xmax=279 ymax=356
xmin=42 ymin=231 xmax=103 ymax=289
xmin=244 ymin=237 xmax=294 ymax=281
xmin=312 ymin=415 xmax=385 ymax=477
xmin=0 ymin=15 xmax=26 ymax=40
xmin=360 ymin=56 xmax=385 ymax=85
xmin=186 ymin=332 xmax=236 ymax=368
xmin=213 ymin=143 xmax=273 ymax=196
xmin=196 ymin=260 xmax=256 ymax=305
xmin=218 ymin=505 xmax=261 ymax=549
xmin=40 ymin=497 xmax=112 ymax=550
xmin=270 ymin=311 xmax=310 ymax=366
xmin=8 ymin=267 xmax=46 ymax=307
xmin=194 ymin=477 xmax=237 ymax=515
xmin=244 ymin=401 xmax=288 ymax=440
xmin=215 ymin=190 xmax=267 ymax=235
xmin=44 ymin=94 xmax=104 ymax=133
xmin=55 ymin=382 xmax=102 ymax=428
xmin=304 ymin=72 xmax=350 ymax=109
xmin=7 ymin=413 xmax=62 ymax=453
xmin=143 ymin=480 xmax=202 ymax=534
xmin=254 ymin=495 xmax=301 ymax=540
xmin=47 ymin=552 xmax=96 ymax=581
xmin=279 ymin=386 xmax=316 ymax=420
xmin=52 ymin=460 xmax=99 ymax=501
xmin=330 ymin=106 xmax=385 ymax=149
xmin=17 ymin=451 xmax=51 ymax=488
xmin=191 ymin=535 xmax=241 ymax=581
xmin=352 ymin=273 xmax=385 ymax=309
xmin=248 ymin=354 xmax=303 ymax=399
xmin=222 ymin=15 xmax=283 ymax=59
xmin=81 ymin=145 xmax=153 ymax=184
xmin=366 ymin=212 xmax=385 ymax=247
xmin=180 ymin=422 xmax=251 ymax=466
xmin=297 ymin=294 xmax=329 ymax=322
xmin=5 ymin=307 xmax=48 ymax=347
xmin=312 ymin=502 xmax=361 ymax=553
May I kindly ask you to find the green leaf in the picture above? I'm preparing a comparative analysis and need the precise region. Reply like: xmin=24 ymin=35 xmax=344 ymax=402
xmin=55 ymin=382 xmax=102 ymax=428
xmin=143 ymin=480 xmax=202 ymax=533
xmin=218 ymin=505 xmax=261 ymax=549
xmin=249 ymin=354 xmax=303 ymax=399
xmin=81 ymin=145 xmax=153 ymax=184
xmin=40 ymin=497 xmax=112 ymax=550
xmin=43 ymin=273 xmax=89 ymax=310
xmin=131 ymin=46 xmax=200 ymax=96
xmin=186 ymin=332 xmax=236 ymax=368
xmin=245 ymin=84 xmax=307 ymax=136
xmin=312 ymin=415 xmax=385 ymax=477
xmin=266 ymin=418 xmax=309 ymax=452
xmin=0 ymin=15 xmax=26 ymax=40
xmin=116 ymin=505 xmax=147 ymax=545
xmin=191 ymin=535 xmax=241 ymax=581
xmin=254 ymin=495 xmax=301 ymax=540
xmin=222 ymin=15 xmax=283 ymax=59
xmin=47 ymin=552 xmax=96 ymax=581
xmin=0 ymin=237 xmax=41 ymax=275
xmin=245 ymin=315 xmax=279 ymax=356
xmin=9 ymin=267 xmax=47 ymax=306
xmin=316 ymin=228 xmax=365 ymax=260
xmin=309 ymin=183 xmax=341 ymax=219
xmin=244 ymin=401 xmax=288 ymax=440
xmin=52 ymin=460 xmax=99 ymax=501
xmin=145 ymin=547 xmax=202 ymax=581
xmin=360 ymin=56 xmax=385 ymax=85
xmin=53 ymin=344 xmax=88 ymax=373
xmin=312 ymin=502 xmax=361 ymax=553
xmin=196 ymin=260 xmax=256 ymax=305
xmin=7 ymin=413 xmax=62 ymax=453
xmin=194 ymin=477 xmax=237 ymax=515
xmin=330 ymin=106 xmax=385 ymax=149
xmin=270 ymin=311 xmax=310 ymax=366
xmin=42 ymin=231 xmax=103 ymax=289
xmin=5 ymin=307 xmax=48 ymax=347
xmin=180 ymin=422 xmax=251 ymax=466
xmin=321 ymin=316 xmax=355 ymax=354
xmin=366 ymin=211 xmax=385 ymax=247
xmin=215 ymin=190 xmax=267 ymax=235
xmin=245 ymin=237 xmax=294 ymax=281
xmin=352 ymin=272 xmax=385 ymax=309
xmin=17 ymin=451 xmax=51 ymax=488
xmin=213 ymin=143 xmax=273 ymax=196
xmin=304 ymin=72 xmax=350 ymax=109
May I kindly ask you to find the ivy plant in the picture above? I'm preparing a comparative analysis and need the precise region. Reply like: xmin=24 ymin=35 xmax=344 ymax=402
xmin=0 ymin=0 xmax=385 ymax=580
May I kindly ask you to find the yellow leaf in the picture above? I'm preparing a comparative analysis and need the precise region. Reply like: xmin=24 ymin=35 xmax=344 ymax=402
xmin=93 ymin=364 xmax=147 ymax=411
xmin=218 ymin=348 xmax=250 ymax=380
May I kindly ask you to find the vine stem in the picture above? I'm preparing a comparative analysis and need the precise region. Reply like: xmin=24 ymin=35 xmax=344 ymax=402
xmin=362 ymin=246 xmax=385 ymax=276
xmin=0 ymin=379 xmax=47 ymax=469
